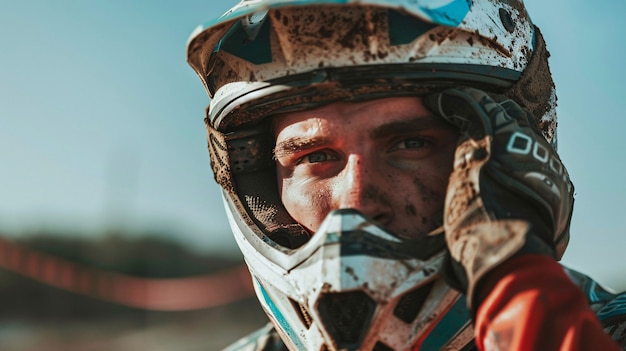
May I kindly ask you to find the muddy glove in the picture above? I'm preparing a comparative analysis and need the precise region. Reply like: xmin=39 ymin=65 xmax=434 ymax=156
xmin=423 ymin=87 xmax=574 ymax=310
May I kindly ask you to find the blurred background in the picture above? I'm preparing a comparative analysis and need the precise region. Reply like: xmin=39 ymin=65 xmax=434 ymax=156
xmin=0 ymin=0 xmax=624 ymax=350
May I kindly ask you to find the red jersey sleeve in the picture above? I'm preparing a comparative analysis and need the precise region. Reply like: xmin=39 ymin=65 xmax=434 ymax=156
xmin=474 ymin=254 xmax=620 ymax=351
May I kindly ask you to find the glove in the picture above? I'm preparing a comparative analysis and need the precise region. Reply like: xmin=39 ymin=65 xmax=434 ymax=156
xmin=423 ymin=87 xmax=574 ymax=310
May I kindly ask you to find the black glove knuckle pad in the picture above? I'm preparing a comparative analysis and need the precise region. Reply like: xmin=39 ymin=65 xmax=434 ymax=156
xmin=424 ymin=87 xmax=574 ymax=309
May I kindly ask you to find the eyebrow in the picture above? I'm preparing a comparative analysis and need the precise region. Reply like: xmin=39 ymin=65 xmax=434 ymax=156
xmin=369 ymin=115 xmax=456 ymax=139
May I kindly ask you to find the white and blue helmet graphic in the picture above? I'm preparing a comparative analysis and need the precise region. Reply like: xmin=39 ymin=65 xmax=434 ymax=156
xmin=187 ymin=0 xmax=557 ymax=349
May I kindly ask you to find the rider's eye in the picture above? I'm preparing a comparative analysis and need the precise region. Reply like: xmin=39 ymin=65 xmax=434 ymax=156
xmin=299 ymin=150 xmax=337 ymax=164
xmin=392 ymin=137 xmax=428 ymax=150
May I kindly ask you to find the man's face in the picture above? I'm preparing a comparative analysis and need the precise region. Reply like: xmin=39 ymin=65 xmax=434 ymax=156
xmin=273 ymin=97 xmax=459 ymax=238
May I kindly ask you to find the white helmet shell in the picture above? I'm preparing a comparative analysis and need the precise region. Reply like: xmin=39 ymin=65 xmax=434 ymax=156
xmin=187 ymin=1 xmax=557 ymax=349
xmin=188 ymin=0 xmax=555 ymax=138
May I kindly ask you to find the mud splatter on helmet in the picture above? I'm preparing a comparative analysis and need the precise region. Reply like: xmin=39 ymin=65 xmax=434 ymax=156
xmin=187 ymin=1 xmax=557 ymax=349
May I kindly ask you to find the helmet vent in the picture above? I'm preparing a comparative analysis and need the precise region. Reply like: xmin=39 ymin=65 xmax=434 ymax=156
xmin=317 ymin=291 xmax=376 ymax=349
xmin=373 ymin=342 xmax=394 ymax=351
xmin=289 ymin=298 xmax=313 ymax=329
xmin=499 ymin=8 xmax=516 ymax=33
xmin=226 ymin=130 xmax=273 ymax=174
xmin=393 ymin=281 xmax=435 ymax=324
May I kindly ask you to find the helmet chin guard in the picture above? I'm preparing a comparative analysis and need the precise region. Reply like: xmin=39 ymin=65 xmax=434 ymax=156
xmin=227 ymin=203 xmax=471 ymax=350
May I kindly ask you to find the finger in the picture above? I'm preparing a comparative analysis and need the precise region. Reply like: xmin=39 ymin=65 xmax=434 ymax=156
xmin=499 ymin=99 xmax=533 ymax=129
xmin=426 ymin=87 xmax=513 ymax=140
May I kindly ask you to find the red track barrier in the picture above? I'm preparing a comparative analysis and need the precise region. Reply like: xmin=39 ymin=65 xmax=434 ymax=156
xmin=0 ymin=237 xmax=255 ymax=311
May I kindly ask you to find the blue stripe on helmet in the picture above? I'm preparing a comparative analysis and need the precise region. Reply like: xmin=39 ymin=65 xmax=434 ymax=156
xmin=420 ymin=0 xmax=471 ymax=27
xmin=214 ymin=15 xmax=273 ymax=64
xmin=388 ymin=9 xmax=437 ymax=46
xmin=256 ymin=278 xmax=307 ymax=350
xmin=421 ymin=295 xmax=472 ymax=349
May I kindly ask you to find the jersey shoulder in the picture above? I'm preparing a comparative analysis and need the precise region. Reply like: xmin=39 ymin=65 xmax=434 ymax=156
xmin=564 ymin=266 xmax=626 ymax=348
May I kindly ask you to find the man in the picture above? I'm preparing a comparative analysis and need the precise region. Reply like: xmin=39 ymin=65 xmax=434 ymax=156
xmin=186 ymin=0 xmax=626 ymax=349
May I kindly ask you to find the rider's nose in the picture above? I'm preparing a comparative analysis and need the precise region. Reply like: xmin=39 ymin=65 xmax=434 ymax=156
xmin=334 ymin=154 xmax=393 ymax=225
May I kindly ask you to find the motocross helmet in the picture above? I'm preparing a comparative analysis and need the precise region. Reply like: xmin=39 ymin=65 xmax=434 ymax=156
xmin=187 ymin=1 xmax=559 ymax=350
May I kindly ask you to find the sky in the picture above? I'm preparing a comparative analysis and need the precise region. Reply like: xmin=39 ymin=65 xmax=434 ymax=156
xmin=1 ymin=1 xmax=625 ymax=290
